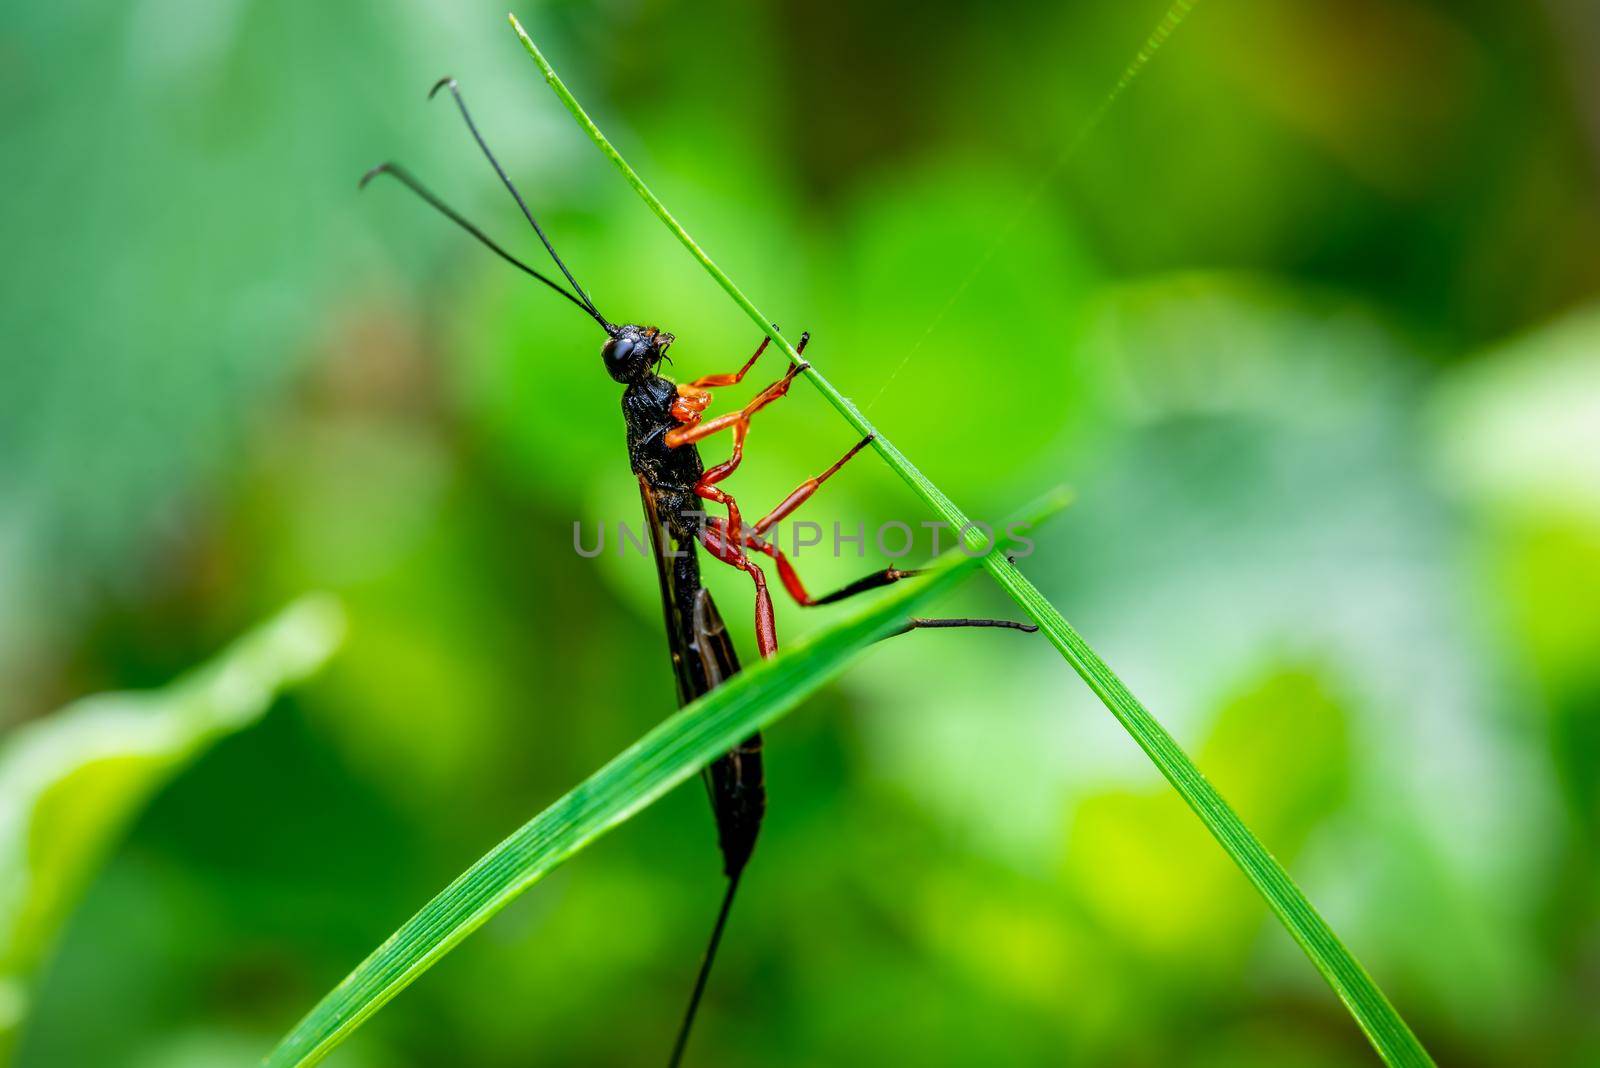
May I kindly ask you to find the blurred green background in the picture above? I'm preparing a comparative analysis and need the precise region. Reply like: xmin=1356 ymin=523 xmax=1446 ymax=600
xmin=3 ymin=0 xmax=1598 ymax=1064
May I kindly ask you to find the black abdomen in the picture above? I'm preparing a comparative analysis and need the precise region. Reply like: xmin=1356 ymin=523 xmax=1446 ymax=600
xmin=631 ymin=376 xmax=765 ymax=878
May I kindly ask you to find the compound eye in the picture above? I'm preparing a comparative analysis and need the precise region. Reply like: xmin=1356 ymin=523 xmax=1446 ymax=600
xmin=603 ymin=336 xmax=636 ymax=373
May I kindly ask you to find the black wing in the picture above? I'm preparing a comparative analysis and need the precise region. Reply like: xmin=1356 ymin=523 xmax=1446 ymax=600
xmin=639 ymin=478 xmax=764 ymax=876
xmin=640 ymin=476 xmax=702 ymax=705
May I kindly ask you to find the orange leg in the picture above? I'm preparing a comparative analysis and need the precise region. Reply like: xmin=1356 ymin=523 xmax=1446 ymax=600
xmin=671 ymin=333 xmax=813 ymax=550
xmin=672 ymin=334 xmax=807 ymax=422
xmin=698 ymin=519 xmax=779 ymax=658
xmin=680 ymin=348 xmax=813 ymax=537
xmin=677 ymin=332 xmax=824 ymax=649
xmin=687 ymin=329 xmax=809 ymax=389
xmin=667 ymin=362 xmax=805 ymax=450
xmin=685 ymin=331 xmax=785 ymax=390
xmin=666 ymin=333 xmax=811 ymax=451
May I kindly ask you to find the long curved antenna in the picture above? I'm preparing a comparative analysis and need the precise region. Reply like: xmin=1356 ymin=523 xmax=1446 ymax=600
xmin=430 ymin=76 xmax=609 ymax=329
xmin=667 ymin=872 xmax=742 ymax=1068
xmin=359 ymin=162 xmax=610 ymax=329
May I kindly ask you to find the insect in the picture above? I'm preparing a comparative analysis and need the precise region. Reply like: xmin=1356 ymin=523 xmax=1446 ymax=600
xmin=363 ymin=77 xmax=1035 ymax=1066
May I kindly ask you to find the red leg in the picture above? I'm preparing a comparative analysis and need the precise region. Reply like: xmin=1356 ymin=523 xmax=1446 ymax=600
xmin=710 ymin=521 xmax=1032 ymax=635
xmin=698 ymin=521 xmax=778 ymax=658
xmin=721 ymin=518 xmax=922 ymax=608
xmin=671 ymin=332 xmax=814 ymax=571
xmin=694 ymin=433 xmax=872 ymax=581
xmin=749 ymin=435 xmax=874 ymax=535
xmin=695 ymin=478 xmax=745 ymax=546
xmin=700 ymin=421 xmax=750 ymax=491
xmin=683 ymin=356 xmax=814 ymax=537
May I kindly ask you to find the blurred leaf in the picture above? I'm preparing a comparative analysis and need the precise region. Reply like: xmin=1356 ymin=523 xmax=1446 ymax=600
xmin=829 ymin=163 xmax=1103 ymax=498
xmin=1217 ymin=0 xmax=1482 ymax=194
xmin=1432 ymin=302 xmax=1600 ymax=850
xmin=0 ymin=595 xmax=344 ymax=1053
xmin=1431 ymin=302 xmax=1600 ymax=523
xmin=1069 ymin=666 xmax=1348 ymax=964
xmin=0 ymin=0 xmax=577 ymax=719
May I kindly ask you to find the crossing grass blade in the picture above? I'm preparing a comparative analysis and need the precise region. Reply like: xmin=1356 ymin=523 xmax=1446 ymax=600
xmin=264 ymin=518 xmax=1053 ymax=1068
xmin=511 ymin=15 xmax=1434 ymax=1066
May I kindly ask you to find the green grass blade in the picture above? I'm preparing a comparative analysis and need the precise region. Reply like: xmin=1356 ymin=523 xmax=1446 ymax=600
xmin=994 ymin=577 xmax=1431 ymax=1065
xmin=263 ymin=522 xmax=1048 ymax=1068
xmin=512 ymin=16 xmax=1433 ymax=1065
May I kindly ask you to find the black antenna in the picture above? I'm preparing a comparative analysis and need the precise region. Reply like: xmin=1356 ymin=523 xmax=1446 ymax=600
xmin=359 ymin=162 xmax=609 ymax=328
xmin=430 ymin=76 xmax=609 ymax=330
xmin=667 ymin=871 xmax=742 ymax=1068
